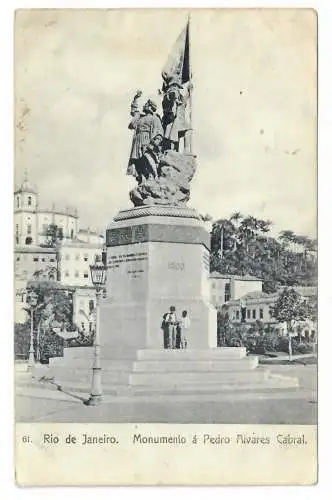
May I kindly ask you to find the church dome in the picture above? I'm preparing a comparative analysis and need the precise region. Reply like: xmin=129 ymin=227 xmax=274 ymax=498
xmin=14 ymin=171 xmax=38 ymax=195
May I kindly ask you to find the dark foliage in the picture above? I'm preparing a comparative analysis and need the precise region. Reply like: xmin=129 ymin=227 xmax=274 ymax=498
xmin=211 ymin=213 xmax=317 ymax=291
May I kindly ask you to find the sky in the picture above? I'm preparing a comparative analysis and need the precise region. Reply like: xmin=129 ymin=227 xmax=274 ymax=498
xmin=14 ymin=9 xmax=317 ymax=237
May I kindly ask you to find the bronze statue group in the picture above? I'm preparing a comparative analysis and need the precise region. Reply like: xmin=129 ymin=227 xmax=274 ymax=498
xmin=161 ymin=306 xmax=191 ymax=350
xmin=127 ymin=74 xmax=192 ymax=186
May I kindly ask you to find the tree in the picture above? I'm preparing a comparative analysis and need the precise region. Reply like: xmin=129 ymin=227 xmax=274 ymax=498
xmin=33 ymin=266 xmax=57 ymax=281
xmin=217 ymin=311 xmax=232 ymax=346
xmin=42 ymin=224 xmax=64 ymax=247
xmin=270 ymin=288 xmax=311 ymax=360
xmin=210 ymin=213 xmax=317 ymax=291
xmin=26 ymin=281 xmax=73 ymax=361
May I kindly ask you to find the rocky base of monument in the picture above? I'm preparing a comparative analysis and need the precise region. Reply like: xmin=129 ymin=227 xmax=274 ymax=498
xmin=130 ymin=150 xmax=197 ymax=207
xmin=37 ymin=346 xmax=299 ymax=397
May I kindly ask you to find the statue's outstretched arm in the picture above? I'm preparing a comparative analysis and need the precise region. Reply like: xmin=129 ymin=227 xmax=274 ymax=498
xmin=129 ymin=90 xmax=143 ymax=129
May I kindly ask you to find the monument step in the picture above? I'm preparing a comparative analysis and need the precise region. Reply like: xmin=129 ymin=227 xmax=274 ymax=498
xmin=48 ymin=367 xmax=131 ymax=385
xmin=50 ymin=358 xmax=134 ymax=371
xmin=129 ymin=370 xmax=269 ymax=386
xmin=133 ymin=358 xmax=259 ymax=372
xmin=131 ymin=376 xmax=299 ymax=395
xmin=17 ymin=375 xmax=299 ymax=398
xmin=59 ymin=346 xmax=138 ymax=360
xmin=136 ymin=348 xmax=247 ymax=361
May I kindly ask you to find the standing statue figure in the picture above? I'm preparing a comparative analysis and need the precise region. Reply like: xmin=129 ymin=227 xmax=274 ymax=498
xmin=127 ymin=90 xmax=164 ymax=183
xmin=162 ymin=75 xmax=192 ymax=153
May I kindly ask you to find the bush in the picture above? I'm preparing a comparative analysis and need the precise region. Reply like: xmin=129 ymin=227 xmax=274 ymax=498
xmin=227 ymin=337 xmax=243 ymax=347
xmin=39 ymin=330 xmax=64 ymax=363
xmin=293 ymin=342 xmax=314 ymax=355
xmin=275 ymin=337 xmax=314 ymax=355
xmin=242 ymin=333 xmax=279 ymax=355
xmin=276 ymin=336 xmax=291 ymax=353
xmin=65 ymin=332 xmax=94 ymax=348
xmin=14 ymin=323 xmax=30 ymax=360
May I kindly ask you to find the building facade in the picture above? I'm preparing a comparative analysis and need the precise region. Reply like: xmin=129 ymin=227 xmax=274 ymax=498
xmin=225 ymin=286 xmax=317 ymax=338
xmin=209 ymin=271 xmax=263 ymax=310
xmin=77 ymin=228 xmax=104 ymax=246
xmin=14 ymin=174 xmax=104 ymax=328
xmin=57 ymin=241 xmax=103 ymax=288
xmin=72 ymin=287 xmax=97 ymax=333
xmin=14 ymin=246 xmax=57 ymax=281
xmin=14 ymin=173 xmax=79 ymax=247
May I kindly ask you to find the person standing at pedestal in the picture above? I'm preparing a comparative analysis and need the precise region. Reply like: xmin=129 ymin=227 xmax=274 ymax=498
xmin=163 ymin=306 xmax=178 ymax=349
xmin=177 ymin=310 xmax=191 ymax=348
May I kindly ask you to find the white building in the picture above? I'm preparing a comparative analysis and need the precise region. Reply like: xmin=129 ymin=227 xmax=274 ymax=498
xmin=14 ymin=172 xmax=79 ymax=247
xmin=72 ymin=287 xmax=97 ymax=333
xmin=57 ymin=241 xmax=103 ymax=288
xmin=209 ymin=272 xmax=263 ymax=309
xmin=225 ymin=286 xmax=317 ymax=338
xmin=14 ymin=174 xmax=105 ymax=329
xmin=77 ymin=228 xmax=104 ymax=246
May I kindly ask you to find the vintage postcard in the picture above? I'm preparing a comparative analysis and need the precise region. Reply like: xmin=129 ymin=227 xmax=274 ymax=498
xmin=14 ymin=8 xmax=317 ymax=486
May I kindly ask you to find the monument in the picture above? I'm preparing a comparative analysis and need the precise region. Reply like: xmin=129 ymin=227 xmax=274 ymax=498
xmin=101 ymin=21 xmax=217 ymax=353
xmin=47 ymin=21 xmax=298 ymax=396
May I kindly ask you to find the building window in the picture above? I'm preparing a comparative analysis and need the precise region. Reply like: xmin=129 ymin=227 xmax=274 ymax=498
xmin=65 ymin=271 xmax=69 ymax=277
xmin=84 ymin=271 xmax=89 ymax=278
xmin=84 ymin=254 xmax=88 ymax=262
xmin=259 ymin=308 xmax=264 ymax=319
xmin=16 ymin=256 xmax=20 ymax=261
xmin=27 ymin=224 xmax=32 ymax=235
xmin=212 ymin=283 xmax=216 ymax=289
xmin=25 ymin=237 xmax=33 ymax=245
xmin=70 ymin=229 xmax=74 ymax=239
xmin=41 ymin=258 xmax=45 ymax=262
xmin=224 ymin=283 xmax=231 ymax=302
xmin=33 ymin=257 xmax=39 ymax=262
xmin=236 ymin=310 xmax=240 ymax=320
xmin=89 ymin=300 xmax=94 ymax=312
xmin=75 ymin=254 xmax=80 ymax=260
xmin=247 ymin=309 xmax=251 ymax=319
xmin=42 ymin=223 xmax=48 ymax=234
xmin=252 ymin=309 xmax=256 ymax=319
xmin=28 ymin=196 xmax=32 ymax=206
xmin=16 ymin=196 xmax=19 ymax=208
xmin=50 ymin=258 xmax=55 ymax=262
xmin=75 ymin=270 xmax=79 ymax=278
xmin=65 ymin=254 xmax=70 ymax=260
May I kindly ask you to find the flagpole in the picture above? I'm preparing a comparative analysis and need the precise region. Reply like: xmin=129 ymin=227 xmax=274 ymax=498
xmin=188 ymin=14 xmax=193 ymax=154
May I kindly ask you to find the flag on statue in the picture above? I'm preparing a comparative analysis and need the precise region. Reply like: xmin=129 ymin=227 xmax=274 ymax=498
xmin=162 ymin=21 xmax=191 ymax=86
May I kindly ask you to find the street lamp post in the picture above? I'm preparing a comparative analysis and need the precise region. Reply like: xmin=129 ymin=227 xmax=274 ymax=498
xmin=85 ymin=255 xmax=107 ymax=406
xmin=27 ymin=290 xmax=38 ymax=372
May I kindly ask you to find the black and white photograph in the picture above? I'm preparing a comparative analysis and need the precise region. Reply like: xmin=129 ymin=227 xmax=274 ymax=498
xmin=13 ymin=8 xmax=317 ymax=485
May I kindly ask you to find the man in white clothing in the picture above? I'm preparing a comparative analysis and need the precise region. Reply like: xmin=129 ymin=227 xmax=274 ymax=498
xmin=177 ymin=310 xmax=191 ymax=349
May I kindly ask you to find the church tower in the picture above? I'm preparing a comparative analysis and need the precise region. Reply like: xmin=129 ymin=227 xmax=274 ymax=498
xmin=14 ymin=171 xmax=38 ymax=246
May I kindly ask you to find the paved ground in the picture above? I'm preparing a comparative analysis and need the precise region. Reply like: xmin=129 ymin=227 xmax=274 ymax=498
xmin=15 ymin=364 xmax=317 ymax=424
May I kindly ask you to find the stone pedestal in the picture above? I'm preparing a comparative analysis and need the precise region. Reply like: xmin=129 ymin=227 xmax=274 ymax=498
xmin=99 ymin=205 xmax=217 ymax=353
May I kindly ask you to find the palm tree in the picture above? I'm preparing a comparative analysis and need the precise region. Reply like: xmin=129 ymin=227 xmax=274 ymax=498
xmin=279 ymin=230 xmax=296 ymax=247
